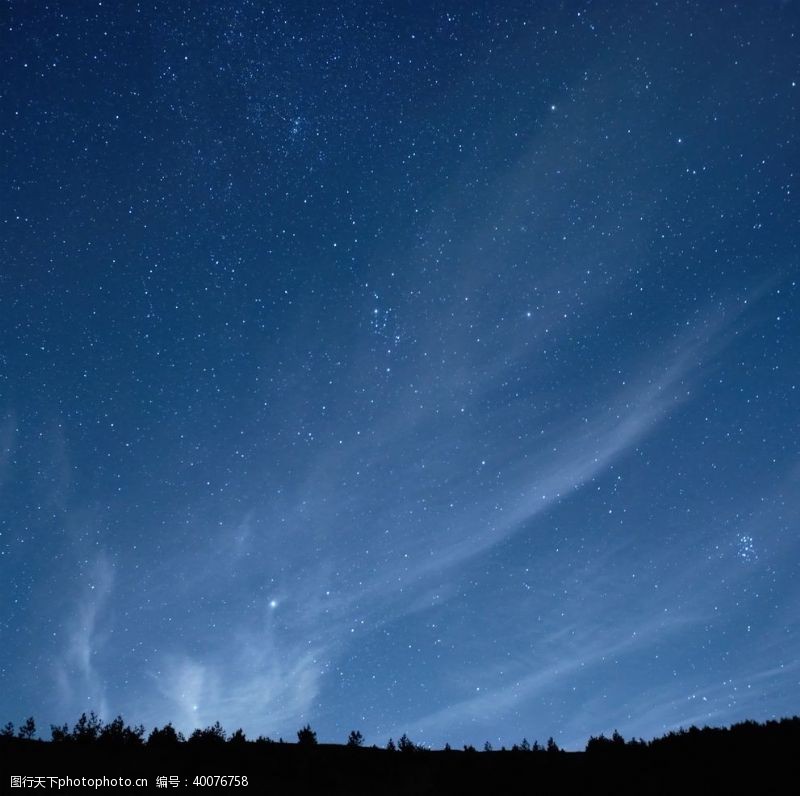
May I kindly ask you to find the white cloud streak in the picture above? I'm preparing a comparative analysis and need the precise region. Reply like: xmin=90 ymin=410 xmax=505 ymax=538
xmin=56 ymin=554 xmax=114 ymax=720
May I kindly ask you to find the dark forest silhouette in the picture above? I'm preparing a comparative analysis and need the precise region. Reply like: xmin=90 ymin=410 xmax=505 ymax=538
xmin=2 ymin=713 xmax=797 ymax=794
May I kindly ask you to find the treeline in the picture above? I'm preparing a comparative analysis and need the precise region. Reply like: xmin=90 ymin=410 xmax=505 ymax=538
xmin=4 ymin=715 xmax=797 ymax=794
xmin=3 ymin=712 xmax=800 ymax=755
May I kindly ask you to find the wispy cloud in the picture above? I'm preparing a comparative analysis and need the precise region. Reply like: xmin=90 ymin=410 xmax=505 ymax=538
xmin=392 ymin=553 xmax=704 ymax=747
xmin=150 ymin=622 xmax=324 ymax=738
xmin=56 ymin=553 xmax=114 ymax=720
xmin=343 ymin=309 xmax=737 ymax=606
xmin=581 ymin=657 xmax=800 ymax=750
xmin=140 ymin=295 xmax=747 ymax=741
xmin=396 ymin=453 xmax=800 ymax=749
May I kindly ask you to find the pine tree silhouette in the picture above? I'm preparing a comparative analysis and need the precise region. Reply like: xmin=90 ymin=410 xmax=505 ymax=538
xmin=18 ymin=718 xmax=35 ymax=739
xmin=296 ymin=724 xmax=317 ymax=746
xmin=347 ymin=730 xmax=364 ymax=747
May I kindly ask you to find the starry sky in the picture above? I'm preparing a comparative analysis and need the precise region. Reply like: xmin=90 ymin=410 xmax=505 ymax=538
xmin=2 ymin=1 xmax=799 ymax=750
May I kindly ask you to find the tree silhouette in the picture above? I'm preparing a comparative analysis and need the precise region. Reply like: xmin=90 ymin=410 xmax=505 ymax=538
xmin=296 ymin=724 xmax=317 ymax=746
xmin=546 ymin=736 xmax=560 ymax=753
xmin=254 ymin=734 xmax=273 ymax=745
xmin=147 ymin=723 xmax=184 ymax=747
xmin=98 ymin=716 xmax=144 ymax=747
xmin=347 ymin=730 xmax=364 ymax=747
xmin=72 ymin=712 xmax=102 ymax=744
xmin=483 ymin=741 xmax=493 ymax=752
xmin=397 ymin=733 xmax=415 ymax=752
xmin=228 ymin=728 xmax=247 ymax=746
xmin=189 ymin=722 xmax=226 ymax=745
xmin=386 ymin=737 xmax=396 ymax=751
xmin=98 ymin=716 xmax=124 ymax=746
xmin=18 ymin=717 xmax=36 ymax=740
xmin=50 ymin=723 xmax=70 ymax=742
xmin=2 ymin=721 xmax=14 ymax=737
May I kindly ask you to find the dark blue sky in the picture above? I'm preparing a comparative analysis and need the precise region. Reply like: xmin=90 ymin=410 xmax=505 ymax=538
xmin=2 ymin=0 xmax=798 ymax=749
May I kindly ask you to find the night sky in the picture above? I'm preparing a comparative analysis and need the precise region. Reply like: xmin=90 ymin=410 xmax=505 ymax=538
xmin=2 ymin=1 xmax=799 ymax=750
